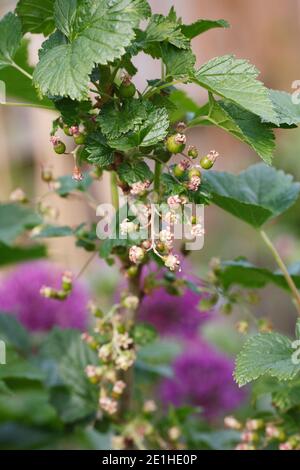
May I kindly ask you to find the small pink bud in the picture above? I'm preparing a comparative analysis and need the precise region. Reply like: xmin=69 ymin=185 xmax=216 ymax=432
xmin=72 ymin=166 xmax=84 ymax=181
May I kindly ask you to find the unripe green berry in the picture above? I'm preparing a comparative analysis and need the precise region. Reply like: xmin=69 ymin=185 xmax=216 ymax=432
xmin=188 ymin=167 xmax=201 ymax=179
xmin=174 ymin=164 xmax=185 ymax=178
xmin=54 ymin=142 xmax=66 ymax=154
xmin=74 ymin=132 xmax=86 ymax=145
xmin=127 ymin=266 xmax=139 ymax=278
xmin=200 ymin=156 xmax=214 ymax=170
xmin=63 ymin=125 xmax=72 ymax=136
xmin=188 ymin=146 xmax=198 ymax=159
xmin=118 ymin=82 xmax=136 ymax=98
xmin=166 ymin=134 xmax=186 ymax=154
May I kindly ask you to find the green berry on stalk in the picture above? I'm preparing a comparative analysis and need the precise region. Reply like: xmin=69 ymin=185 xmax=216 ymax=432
xmin=200 ymin=156 xmax=214 ymax=170
xmin=188 ymin=167 xmax=201 ymax=179
xmin=74 ymin=132 xmax=86 ymax=145
xmin=174 ymin=164 xmax=185 ymax=178
xmin=54 ymin=142 xmax=66 ymax=154
xmin=63 ymin=124 xmax=72 ymax=136
xmin=200 ymin=150 xmax=219 ymax=170
xmin=188 ymin=146 xmax=198 ymax=159
xmin=118 ymin=82 xmax=136 ymax=99
xmin=166 ymin=133 xmax=186 ymax=154
xmin=50 ymin=136 xmax=66 ymax=154
xmin=127 ymin=266 xmax=139 ymax=278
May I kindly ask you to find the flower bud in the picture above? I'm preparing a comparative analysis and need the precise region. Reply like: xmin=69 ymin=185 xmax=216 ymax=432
xmin=187 ymin=145 xmax=198 ymax=159
xmin=279 ymin=442 xmax=293 ymax=451
xmin=143 ymin=400 xmax=157 ymax=413
xmin=112 ymin=380 xmax=126 ymax=396
xmin=41 ymin=165 xmax=53 ymax=183
xmin=246 ymin=419 xmax=264 ymax=432
xmin=168 ymin=427 xmax=181 ymax=441
xmin=62 ymin=271 xmax=73 ymax=292
xmin=187 ymin=175 xmax=201 ymax=192
xmin=99 ymin=396 xmax=118 ymax=415
xmin=236 ymin=320 xmax=249 ymax=335
xmin=167 ymin=195 xmax=182 ymax=210
xmin=9 ymin=188 xmax=27 ymax=203
xmin=130 ymin=180 xmax=151 ymax=196
xmin=224 ymin=416 xmax=242 ymax=430
xmin=164 ymin=253 xmax=181 ymax=272
xmin=129 ymin=245 xmax=145 ymax=264
xmin=72 ymin=166 xmax=84 ymax=181
xmin=176 ymin=122 xmax=187 ymax=133
xmin=120 ymin=219 xmax=137 ymax=236
xmin=122 ymin=295 xmax=139 ymax=310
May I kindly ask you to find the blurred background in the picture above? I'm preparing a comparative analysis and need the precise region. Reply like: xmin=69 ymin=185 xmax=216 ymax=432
xmin=1 ymin=0 xmax=300 ymax=331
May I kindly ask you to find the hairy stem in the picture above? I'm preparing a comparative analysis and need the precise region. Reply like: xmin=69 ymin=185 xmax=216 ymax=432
xmin=110 ymin=171 xmax=119 ymax=212
xmin=154 ymin=161 xmax=162 ymax=195
xmin=260 ymin=229 xmax=300 ymax=315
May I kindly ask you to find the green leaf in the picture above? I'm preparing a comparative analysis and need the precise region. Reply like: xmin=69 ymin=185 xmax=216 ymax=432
xmin=99 ymin=237 xmax=130 ymax=259
xmin=16 ymin=0 xmax=55 ymax=36
xmin=203 ymin=163 xmax=300 ymax=227
xmin=192 ymin=430 xmax=240 ymax=451
xmin=55 ymin=173 xmax=93 ymax=196
xmin=118 ymin=160 xmax=153 ymax=184
xmin=269 ymin=89 xmax=300 ymax=126
xmin=181 ymin=19 xmax=229 ymax=39
xmin=0 ymin=39 xmax=53 ymax=108
xmin=52 ymin=95 xmax=92 ymax=125
xmin=108 ymin=106 xmax=169 ymax=150
xmin=34 ymin=0 xmax=146 ymax=100
xmin=0 ymin=314 xmax=31 ymax=353
xmin=0 ymin=360 xmax=45 ymax=382
xmin=0 ymin=242 xmax=46 ymax=267
xmin=133 ymin=323 xmax=157 ymax=346
xmin=162 ymin=43 xmax=196 ymax=79
xmin=0 ymin=204 xmax=42 ymax=246
xmin=38 ymin=30 xmax=67 ymax=60
xmin=235 ymin=331 xmax=300 ymax=387
xmin=161 ymin=173 xmax=185 ymax=195
xmin=193 ymin=55 xmax=278 ymax=124
xmin=39 ymin=328 xmax=98 ymax=423
xmin=32 ymin=225 xmax=74 ymax=238
xmin=168 ymin=89 xmax=199 ymax=123
xmin=85 ymin=133 xmax=115 ymax=167
xmin=190 ymin=98 xmax=275 ymax=163
xmin=98 ymin=99 xmax=149 ymax=139
xmin=218 ymin=259 xmax=300 ymax=291
xmin=144 ymin=14 xmax=190 ymax=49
xmin=0 ymin=13 xmax=22 ymax=69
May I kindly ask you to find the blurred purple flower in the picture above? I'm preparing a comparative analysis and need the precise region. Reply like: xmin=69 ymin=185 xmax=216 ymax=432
xmin=0 ymin=261 xmax=89 ymax=332
xmin=160 ymin=340 xmax=245 ymax=420
xmin=138 ymin=265 xmax=213 ymax=338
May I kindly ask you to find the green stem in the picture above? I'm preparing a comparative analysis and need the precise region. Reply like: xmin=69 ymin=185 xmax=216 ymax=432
xmin=0 ymin=101 xmax=53 ymax=110
xmin=110 ymin=171 xmax=119 ymax=212
xmin=260 ymin=229 xmax=300 ymax=316
xmin=11 ymin=61 xmax=33 ymax=80
xmin=154 ymin=161 xmax=162 ymax=194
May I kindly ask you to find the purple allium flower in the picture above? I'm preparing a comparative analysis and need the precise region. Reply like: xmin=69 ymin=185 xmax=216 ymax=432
xmin=160 ymin=341 xmax=245 ymax=420
xmin=138 ymin=265 xmax=213 ymax=338
xmin=0 ymin=261 xmax=89 ymax=332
